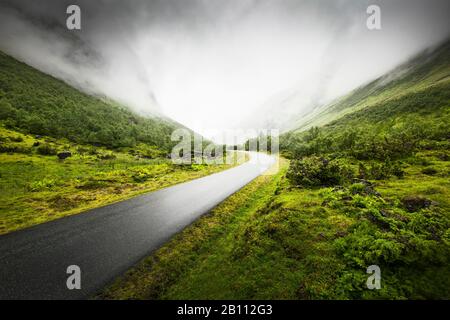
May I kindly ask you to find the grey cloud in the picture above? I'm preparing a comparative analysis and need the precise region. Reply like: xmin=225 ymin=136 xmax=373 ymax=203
xmin=0 ymin=0 xmax=448 ymax=131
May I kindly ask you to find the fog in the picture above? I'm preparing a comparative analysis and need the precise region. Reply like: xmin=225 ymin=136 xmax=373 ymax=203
xmin=0 ymin=0 xmax=449 ymax=139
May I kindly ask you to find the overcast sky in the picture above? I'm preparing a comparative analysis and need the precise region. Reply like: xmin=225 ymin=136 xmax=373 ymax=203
xmin=0 ymin=0 xmax=449 ymax=138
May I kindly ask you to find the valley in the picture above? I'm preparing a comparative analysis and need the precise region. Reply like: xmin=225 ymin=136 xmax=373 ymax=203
xmin=98 ymin=40 xmax=450 ymax=300
xmin=0 ymin=27 xmax=448 ymax=301
xmin=0 ymin=52 xmax=241 ymax=234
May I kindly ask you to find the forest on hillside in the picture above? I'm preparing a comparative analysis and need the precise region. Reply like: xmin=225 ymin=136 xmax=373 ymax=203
xmin=0 ymin=51 xmax=180 ymax=151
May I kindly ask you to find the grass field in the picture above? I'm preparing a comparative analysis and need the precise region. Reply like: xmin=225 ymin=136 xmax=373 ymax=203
xmin=0 ymin=127 xmax=244 ymax=234
xmin=98 ymin=151 xmax=449 ymax=299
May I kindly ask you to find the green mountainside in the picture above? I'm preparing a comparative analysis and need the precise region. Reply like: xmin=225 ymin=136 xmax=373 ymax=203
xmin=0 ymin=51 xmax=236 ymax=234
xmin=282 ymin=40 xmax=450 ymax=159
xmin=290 ymin=40 xmax=450 ymax=133
xmin=0 ymin=51 xmax=182 ymax=151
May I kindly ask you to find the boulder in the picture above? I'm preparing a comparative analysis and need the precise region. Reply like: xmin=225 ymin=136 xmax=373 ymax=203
xmin=57 ymin=151 xmax=72 ymax=160
xmin=401 ymin=196 xmax=433 ymax=212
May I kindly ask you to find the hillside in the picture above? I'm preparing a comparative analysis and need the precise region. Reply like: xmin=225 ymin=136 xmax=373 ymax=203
xmin=0 ymin=51 xmax=182 ymax=151
xmin=0 ymin=52 xmax=240 ymax=234
xmin=290 ymin=39 xmax=450 ymax=133
xmin=280 ymin=39 xmax=450 ymax=158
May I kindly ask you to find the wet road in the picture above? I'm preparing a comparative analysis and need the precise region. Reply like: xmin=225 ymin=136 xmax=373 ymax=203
xmin=0 ymin=152 xmax=275 ymax=299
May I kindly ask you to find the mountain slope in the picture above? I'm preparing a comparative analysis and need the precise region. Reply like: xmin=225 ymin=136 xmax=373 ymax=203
xmin=0 ymin=51 xmax=240 ymax=234
xmin=0 ymin=51 xmax=182 ymax=150
xmin=290 ymin=39 xmax=450 ymax=132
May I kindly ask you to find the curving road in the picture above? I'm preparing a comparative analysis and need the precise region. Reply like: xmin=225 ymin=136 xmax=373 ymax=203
xmin=0 ymin=152 xmax=275 ymax=299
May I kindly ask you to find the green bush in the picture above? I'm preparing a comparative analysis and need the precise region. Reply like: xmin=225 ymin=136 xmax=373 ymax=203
xmin=131 ymin=170 xmax=150 ymax=183
xmin=422 ymin=167 xmax=438 ymax=175
xmin=358 ymin=159 xmax=404 ymax=180
xmin=36 ymin=144 xmax=57 ymax=156
xmin=97 ymin=152 xmax=117 ymax=160
xmin=0 ymin=143 xmax=30 ymax=154
xmin=287 ymin=156 xmax=354 ymax=187
xmin=0 ymin=100 xmax=16 ymax=119
xmin=28 ymin=178 xmax=56 ymax=192
xmin=391 ymin=162 xmax=405 ymax=178
xmin=9 ymin=136 xmax=23 ymax=142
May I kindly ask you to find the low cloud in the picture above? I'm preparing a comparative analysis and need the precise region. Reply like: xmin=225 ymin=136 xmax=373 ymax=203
xmin=0 ymin=0 xmax=449 ymax=135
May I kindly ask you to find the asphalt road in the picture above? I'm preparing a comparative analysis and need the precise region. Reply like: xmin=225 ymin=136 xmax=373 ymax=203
xmin=0 ymin=152 xmax=275 ymax=299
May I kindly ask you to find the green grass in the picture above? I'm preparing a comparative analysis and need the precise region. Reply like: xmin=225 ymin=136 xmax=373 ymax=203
xmin=0 ymin=127 xmax=243 ymax=234
xmin=98 ymin=153 xmax=449 ymax=300
xmin=96 ymin=40 xmax=450 ymax=300
xmin=0 ymin=51 xmax=232 ymax=235
xmin=2 ymin=34 xmax=448 ymax=300
xmin=377 ymin=151 xmax=450 ymax=210
xmin=97 ymin=159 xmax=288 ymax=299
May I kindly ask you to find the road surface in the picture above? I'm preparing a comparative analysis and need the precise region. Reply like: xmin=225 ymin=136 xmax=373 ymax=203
xmin=0 ymin=152 xmax=275 ymax=299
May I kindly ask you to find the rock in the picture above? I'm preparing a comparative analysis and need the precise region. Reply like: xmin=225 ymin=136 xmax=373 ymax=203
xmin=57 ymin=151 xmax=72 ymax=160
xmin=401 ymin=196 xmax=433 ymax=212
xmin=35 ymin=135 xmax=42 ymax=139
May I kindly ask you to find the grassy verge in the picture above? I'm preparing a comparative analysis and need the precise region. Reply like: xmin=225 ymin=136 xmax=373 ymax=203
xmin=0 ymin=127 xmax=244 ymax=234
xmin=97 ymin=158 xmax=288 ymax=299
xmin=98 ymin=151 xmax=449 ymax=299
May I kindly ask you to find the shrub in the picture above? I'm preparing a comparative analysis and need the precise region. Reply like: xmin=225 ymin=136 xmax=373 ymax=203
xmin=422 ymin=167 xmax=438 ymax=175
xmin=0 ymin=143 xmax=31 ymax=154
xmin=0 ymin=100 xmax=16 ymax=119
xmin=88 ymin=147 xmax=99 ymax=155
xmin=28 ymin=178 xmax=56 ymax=191
xmin=401 ymin=195 xmax=433 ymax=212
xmin=97 ymin=152 xmax=117 ymax=160
xmin=131 ymin=170 xmax=150 ymax=183
xmin=391 ymin=162 xmax=405 ymax=178
xmin=36 ymin=144 xmax=57 ymax=155
xmin=130 ymin=165 xmax=170 ymax=183
xmin=287 ymin=156 xmax=354 ymax=187
xmin=435 ymin=152 xmax=449 ymax=161
xmin=9 ymin=136 xmax=23 ymax=142
xmin=76 ymin=146 xmax=89 ymax=155
xmin=358 ymin=159 xmax=404 ymax=180
xmin=349 ymin=182 xmax=380 ymax=197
